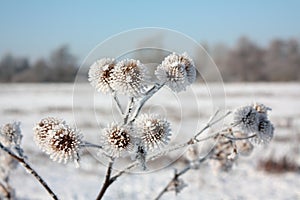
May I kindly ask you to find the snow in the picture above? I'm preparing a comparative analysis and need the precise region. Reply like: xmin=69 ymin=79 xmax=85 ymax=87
xmin=0 ymin=83 xmax=299 ymax=199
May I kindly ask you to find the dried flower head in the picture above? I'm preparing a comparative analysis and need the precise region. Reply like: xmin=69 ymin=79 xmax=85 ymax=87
xmin=0 ymin=122 xmax=22 ymax=148
xmin=252 ymin=103 xmax=271 ymax=114
xmin=111 ymin=59 xmax=147 ymax=97
xmin=101 ymin=123 xmax=133 ymax=158
xmin=250 ymin=116 xmax=274 ymax=145
xmin=233 ymin=105 xmax=260 ymax=133
xmin=135 ymin=114 xmax=172 ymax=151
xmin=47 ymin=124 xmax=82 ymax=165
xmin=210 ymin=134 xmax=238 ymax=172
xmin=234 ymin=132 xmax=254 ymax=156
xmin=88 ymin=58 xmax=116 ymax=94
xmin=155 ymin=52 xmax=196 ymax=92
xmin=33 ymin=117 xmax=65 ymax=151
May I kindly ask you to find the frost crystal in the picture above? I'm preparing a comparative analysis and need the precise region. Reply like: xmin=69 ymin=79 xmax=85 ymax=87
xmin=47 ymin=124 xmax=82 ymax=165
xmin=135 ymin=114 xmax=172 ymax=151
xmin=233 ymin=106 xmax=259 ymax=133
xmin=155 ymin=52 xmax=196 ymax=92
xmin=111 ymin=59 xmax=147 ymax=97
xmin=33 ymin=117 xmax=65 ymax=151
xmin=101 ymin=123 xmax=133 ymax=158
xmin=88 ymin=58 xmax=116 ymax=94
xmin=0 ymin=122 xmax=22 ymax=148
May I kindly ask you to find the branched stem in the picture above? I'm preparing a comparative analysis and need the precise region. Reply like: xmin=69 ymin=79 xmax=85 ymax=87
xmin=130 ymin=83 xmax=165 ymax=123
xmin=0 ymin=142 xmax=58 ymax=200
xmin=96 ymin=159 xmax=115 ymax=200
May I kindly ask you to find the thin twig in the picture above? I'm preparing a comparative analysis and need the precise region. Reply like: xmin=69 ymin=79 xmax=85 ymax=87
xmin=194 ymin=111 xmax=231 ymax=140
xmin=154 ymin=147 xmax=214 ymax=200
xmin=80 ymin=141 xmax=102 ymax=149
xmin=96 ymin=159 xmax=114 ymax=200
xmin=112 ymin=91 xmax=124 ymax=116
xmin=124 ymin=97 xmax=135 ymax=124
xmin=130 ymin=83 xmax=165 ymax=123
xmin=0 ymin=143 xmax=58 ymax=200
xmin=222 ymin=134 xmax=256 ymax=141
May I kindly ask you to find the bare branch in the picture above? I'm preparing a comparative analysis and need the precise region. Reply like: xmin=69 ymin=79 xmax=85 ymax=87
xmin=0 ymin=142 xmax=58 ymax=200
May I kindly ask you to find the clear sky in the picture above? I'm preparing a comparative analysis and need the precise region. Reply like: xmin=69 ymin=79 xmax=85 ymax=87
xmin=1 ymin=0 xmax=300 ymax=62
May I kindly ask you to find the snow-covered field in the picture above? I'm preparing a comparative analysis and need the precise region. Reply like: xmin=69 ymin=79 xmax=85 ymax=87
xmin=0 ymin=83 xmax=300 ymax=199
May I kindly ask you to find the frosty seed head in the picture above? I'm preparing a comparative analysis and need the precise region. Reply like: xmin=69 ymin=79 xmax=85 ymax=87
xmin=101 ymin=123 xmax=133 ymax=158
xmin=155 ymin=52 xmax=196 ymax=92
xmin=111 ymin=59 xmax=147 ymax=97
xmin=33 ymin=117 xmax=65 ymax=151
xmin=135 ymin=114 xmax=172 ymax=151
xmin=233 ymin=105 xmax=260 ymax=133
xmin=88 ymin=58 xmax=116 ymax=94
xmin=251 ymin=116 xmax=274 ymax=145
xmin=47 ymin=124 xmax=82 ymax=165
xmin=0 ymin=122 xmax=22 ymax=148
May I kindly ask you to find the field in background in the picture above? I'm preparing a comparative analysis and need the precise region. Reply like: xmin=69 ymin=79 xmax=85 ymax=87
xmin=0 ymin=83 xmax=299 ymax=199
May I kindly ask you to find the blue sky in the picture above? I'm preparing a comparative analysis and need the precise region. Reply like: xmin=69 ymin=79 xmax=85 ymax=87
xmin=1 ymin=0 xmax=300 ymax=62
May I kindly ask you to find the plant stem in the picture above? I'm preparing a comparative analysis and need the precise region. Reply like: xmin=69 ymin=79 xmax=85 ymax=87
xmin=0 ymin=143 xmax=58 ymax=200
xmin=154 ymin=147 xmax=214 ymax=200
xmin=96 ymin=159 xmax=114 ymax=200
xmin=112 ymin=91 xmax=124 ymax=116
xmin=130 ymin=83 xmax=165 ymax=123
xmin=124 ymin=97 xmax=135 ymax=124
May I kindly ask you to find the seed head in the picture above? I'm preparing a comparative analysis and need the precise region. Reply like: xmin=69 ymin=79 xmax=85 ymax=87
xmin=250 ymin=116 xmax=274 ymax=145
xmin=47 ymin=124 xmax=82 ymax=166
xmin=33 ymin=117 xmax=65 ymax=151
xmin=135 ymin=114 xmax=172 ymax=151
xmin=233 ymin=106 xmax=260 ymax=133
xmin=155 ymin=52 xmax=196 ymax=92
xmin=0 ymin=122 xmax=22 ymax=148
xmin=101 ymin=123 xmax=133 ymax=158
xmin=111 ymin=59 xmax=148 ymax=97
xmin=88 ymin=58 xmax=116 ymax=94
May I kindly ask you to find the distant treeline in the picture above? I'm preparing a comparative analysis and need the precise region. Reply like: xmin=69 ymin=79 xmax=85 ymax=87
xmin=0 ymin=37 xmax=300 ymax=82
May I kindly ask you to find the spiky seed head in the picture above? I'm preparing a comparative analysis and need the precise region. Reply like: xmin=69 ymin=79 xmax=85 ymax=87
xmin=111 ymin=59 xmax=148 ymax=97
xmin=135 ymin=114 xmax=172 ymax=151
xmin=251 ymin=116 xmax=274 ymax=145
xmin=155 ymin=52 xmax=196 ymax=92
xmin=33 ymin=117 xmax=65 ymax=151
xmin=88 ymin=58 xmax=116 ymax=94
xmin=233 ymin=105 xmax=260 ymax=133
xmin=47 ymin=124 xmax=82 ymax=166
xmin=101 ymin=123 xmax=133 ymax=158
xmin=0 ymin=122 xmax=22 ymax=147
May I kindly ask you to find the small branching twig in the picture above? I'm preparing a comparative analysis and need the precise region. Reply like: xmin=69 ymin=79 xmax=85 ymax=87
xmin=0 ymin=142 xmax=58 ymax=200
xmin=154 ymin=147 xmax=214 ymax=200
xmin=130 ymin=83 xmax=165 ymax=123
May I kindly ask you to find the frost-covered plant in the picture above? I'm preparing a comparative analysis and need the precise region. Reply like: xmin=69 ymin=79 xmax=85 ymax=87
xmin=0 ymin=52 xmax=275 ymax=200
